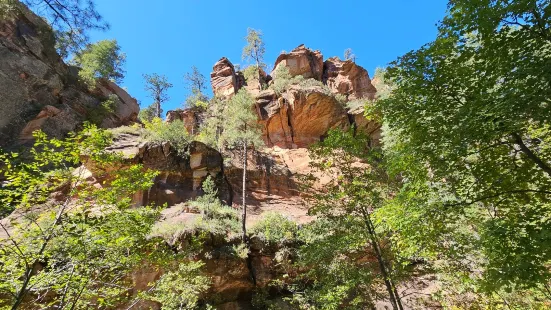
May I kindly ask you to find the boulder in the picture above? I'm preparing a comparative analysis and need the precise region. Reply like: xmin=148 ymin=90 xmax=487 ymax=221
xmin=323 ymin=57 xmax=377 ymax=100
xmin=211 ymin=57 xmax=239 ymax=98
xmin=273 ymin=44 xmax=324 ymax=81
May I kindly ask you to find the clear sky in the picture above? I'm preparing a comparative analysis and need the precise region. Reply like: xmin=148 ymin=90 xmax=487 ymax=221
xmin=88 ymin=0 xmax=449 ymax=113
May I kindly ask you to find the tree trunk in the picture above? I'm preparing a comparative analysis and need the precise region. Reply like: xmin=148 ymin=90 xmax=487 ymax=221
xmin=361 ymin=211 xmax=403 ymax=310
xmin=241 ymin=139 xmax=248 ymax=242
xmin=512 ymin=132 xmax=551 ymax=177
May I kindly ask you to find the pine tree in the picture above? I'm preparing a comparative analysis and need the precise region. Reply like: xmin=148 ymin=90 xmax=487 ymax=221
xmin=242 ymin=28 xmax=266 ymax=89
xmin=222 ymin=89 xmax=263 ymax=241
xmin=72 ymin=39 xmax=126 ymax=86
xmin=143 ymin=73 xmax=173 ymax=118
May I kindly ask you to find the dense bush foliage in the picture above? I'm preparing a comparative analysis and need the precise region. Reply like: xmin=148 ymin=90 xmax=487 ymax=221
xmin=143 ymin=118 xmax=192 ymax=157
xmin=72 ymin=40 xmax=126 ymax=86
xmin=251 ymin=212 xmax=297 ymax=245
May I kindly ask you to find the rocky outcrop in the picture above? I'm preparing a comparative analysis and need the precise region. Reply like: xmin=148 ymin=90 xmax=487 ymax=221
xmin=224 ymin=147 xmax=315 ymax=226
xmin=256 ymin=86 xmax=350 ymax=148
xmin=98 ymin=132 xmax=231 ymax=206
xmin=165 ymin=108 xmax=202 ymax=135
xmin=0 ymin=5 xmax=139 ymax=147
xmin=211 ymin=57 xmax=239 ymax=98
xmin=206 ymin=44 xmax=381 ymax=151
xmin=95 ymin=78 xmax=140 ymax=127
xmin=273 ymin=44 xmax=324 ymax=81
xmin=323 ymin=57 xmax=377 ymax=100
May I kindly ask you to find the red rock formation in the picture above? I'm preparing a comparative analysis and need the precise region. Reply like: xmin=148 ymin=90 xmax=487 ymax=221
xmin=0 ymin=5 xmax=139 ymax=147
xmin=95 ymin=78 xmax=140 ymax=127
xmin=211 ymin=57 xmax=239 ymax=98
xmin=273 ymin=44 xmax=324 ymax=81
xmin=256 ymin=86 xmax=350 ymax=148
xmin=323 ymin=57 xmax=377 ymax=100
xmin=97 ymin=132 xmax=231 ymax=207
xmin=223 ymin=147 xmax=316 ymax=226
xmin=165 ymin=108 xmax=202 ymax=135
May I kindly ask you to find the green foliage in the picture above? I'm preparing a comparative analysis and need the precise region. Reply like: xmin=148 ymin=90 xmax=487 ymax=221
xmin=223 ymin=88 xmax=264 ymax=149
xmin=0 ymin=0 xmax=17 ymax=19
xmin=143 ymin=118 xmax=192 ymax=157
xmin=21 ymin=0 xmax=108 ymax=58
xmin=242 ymin=28 xmax=267 ymax=89
xmin=197 ymin=97 xmax=226 ymax=152
xmin=290 ymin=129 xmax=404 ymax=309
xmin=270 ymin=65 xmax=302 ymax=95
xmin=251 ymin=212 xmax=297 ymax=245
xmin=151 ymin=177 xmax=240 ymax=243
xmin=108 ymin=124 xmax=143 ymax=137
xmin=86 ymin=93 xmax=118 ymax=125
xmin=184 ymin=66 xmax=209 ymax=109
xmin=72 ymin=39 xmax=125 ymax=86
xmin=242 ymin=64 xmax=264 ymax=86
xmin=189 ymin=176 xmax=240 ymax=237
xmin=373 ymin=0 xmax=551 ymax=306
xmin=145 ymin=261 xmax=211 ymax=310
xmin=138 ymin=103 xmax=158 ymax=123
xmin=270 ymin=65 xmax=340 ymax=104
xmin=242 ymin=28 xmax=266 ymax=68
xmin=291 ymin=218 xmax=378 ymax=310
xmin=185 ymin=90 xmax=209 ymax=109
xmin=0 ymin=124 xmax=162 ymax=308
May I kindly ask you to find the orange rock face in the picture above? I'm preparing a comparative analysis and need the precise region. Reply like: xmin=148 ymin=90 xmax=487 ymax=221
xmin=165 ymin=108 xmax=201 ymax=135
xmin=273 ymin=44 xmax=324 ymax=80
xmin=257 ymin=86 xmax=350 ymax=148
xmin=323 ymin=57 xmax=377 ymax=100
xmin=210 ymin=57 xmax=239 ymax=98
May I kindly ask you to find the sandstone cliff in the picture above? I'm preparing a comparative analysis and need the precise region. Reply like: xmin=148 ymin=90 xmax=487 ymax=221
xmin=0 ymin=5 xmax=138 ymax=147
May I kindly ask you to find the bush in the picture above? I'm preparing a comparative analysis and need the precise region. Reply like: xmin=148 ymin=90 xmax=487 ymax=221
xmin=86 ymin=94 xmax=118 ymax=125
xmin=145 ymin=261 xmax=211 ymax=309
xmin=108 ymin=124 xmax=143 ymax=137
xmin=189 ymin=176 xmax=240 ymax=237
xmin=270 ymin=65 xmax=304 ymax=95
xmin=345 ymin=99 xmax=367 ymax=111
xmin=242 ymin=65 xmax=260 ymax=83
xmin=138 ymin=103 xmax=157 ymax=122
xmin=251 ymin=212 xmax=298 ymax=245
xmin=143 ymin=118 xmax=192 ymax=157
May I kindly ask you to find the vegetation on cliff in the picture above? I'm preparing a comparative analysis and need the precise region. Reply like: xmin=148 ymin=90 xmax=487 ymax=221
xmin=1 ymin=0 xmax=551 ymax=309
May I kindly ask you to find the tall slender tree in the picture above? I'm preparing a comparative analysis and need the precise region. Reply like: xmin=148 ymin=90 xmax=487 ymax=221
xmin=222 ymin=89 xmax=263 ymax=242
xmin=183 ymin=66 xmax=208 ymax=108
xmin=143 ymin=73 xmax=173 ymax=118
xmin=305 ymin=129 xmax=404 ymax=310
xmin=242 ymin=28 xmax=266 ymax=89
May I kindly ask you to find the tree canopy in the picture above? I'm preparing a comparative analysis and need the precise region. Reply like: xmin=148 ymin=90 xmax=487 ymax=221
xmin=374 ymin=0 xmax=551 ymax=305
xmin=72 ymin=39 xmax=126 ymax=86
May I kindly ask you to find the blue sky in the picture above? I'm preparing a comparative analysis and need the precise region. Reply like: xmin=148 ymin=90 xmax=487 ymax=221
xmin=89 ymin=0 xmax=449 ymax=113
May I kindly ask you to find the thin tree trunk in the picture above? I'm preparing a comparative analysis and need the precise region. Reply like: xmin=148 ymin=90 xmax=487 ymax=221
xmin=242 ymin=139 xmax=248 ymax=242
xmin=155 ymin=99 xmax=161 ymax=118
xmin=512 ymin=132 xmax=551 ymax=177
xmin=361 ymin=210 xmax=402 ymax=310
